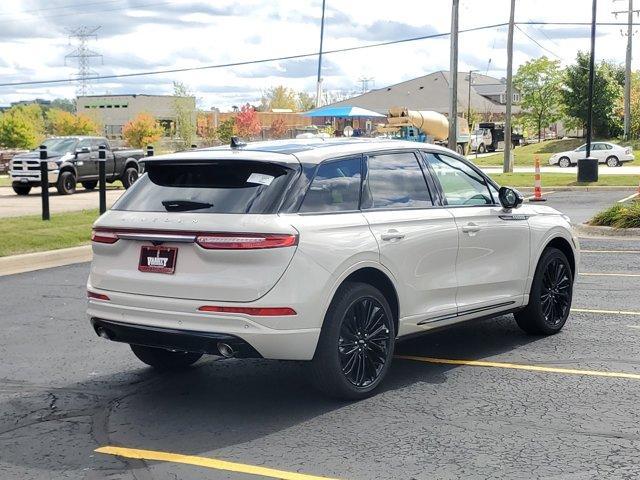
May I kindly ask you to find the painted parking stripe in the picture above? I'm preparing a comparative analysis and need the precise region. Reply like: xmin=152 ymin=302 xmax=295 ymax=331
xmin=618 ymin=192 xmax=639 ymax=203
xmin=95 ymin=446 xmax=340 ymax=480
xmin=571 ymin=308 xmax=640 ymax=316
xmin=395 ymin=356 xmax=640 ymax=380
xmin=627 ymin=325 xmax=640 ymax=330
xmin=580 ymin=272 xmax=640 ymax=277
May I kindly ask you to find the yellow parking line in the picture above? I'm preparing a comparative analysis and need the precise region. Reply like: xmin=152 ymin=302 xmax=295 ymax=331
xmin=96 ymin=446 xmax=339 ymax=480
xmin=395 ymin=356 xmax=640 ymax=380
xmin=580 ymin=272 xmax=640 ymax=277
xmin=581 ymin=250 xmax=640 ymax=254
xmin=571 ymin=307 xmax=640 ymax=315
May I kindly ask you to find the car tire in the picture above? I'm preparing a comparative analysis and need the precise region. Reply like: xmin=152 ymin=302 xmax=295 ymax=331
xmin=12 ymin=184 xmax=32 ymax=196
xmin=310 ymin=281 xmax=395 ymax=400
xmin=606 ymin=156 xmax=620 ymax=167
xmin=558 ymin=157 xmax=571 ymax=168
xmin=56 ymin=171 xmax=77 ymax=195
xmin=82 ymin=181 xmax=97 ymax=190
xmin=514 ymin=247 xmax=573 ymax=335
xmin=130 ymin=344 xmax=202 ymax=370
xmin=478 ymin=144 xmax=486 ymax=154
xmin=456 ymin=144 xmax=465 ymax=155
xmin=122 ymin=166 xmax=138 ymax=189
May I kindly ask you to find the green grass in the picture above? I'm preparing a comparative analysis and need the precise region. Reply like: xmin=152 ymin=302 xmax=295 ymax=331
xmin=590 ymin=201 xmax=640 ymax=228
xmin=489 ymin=173 xmax=640 ymax=187
xmin=0 ymin=209 xmax=99 ymax=257
xmin=471 ymin=138 xmax=639 ymax=167
xmin=0 ymin=176 xmax=123 ymax=189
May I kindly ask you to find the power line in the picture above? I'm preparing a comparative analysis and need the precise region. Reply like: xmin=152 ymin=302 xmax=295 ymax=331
xmin=0 ymin=22 xmax=509 ymax=89
xmin=515 ymin=25 xmax=562 ymax=59
xmin=0 ymin=0 xmax=126 ymax=17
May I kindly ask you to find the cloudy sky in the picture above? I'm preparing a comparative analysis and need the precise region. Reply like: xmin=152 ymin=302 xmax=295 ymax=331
xmin=0 ymin=0 xmax=635 ymax=110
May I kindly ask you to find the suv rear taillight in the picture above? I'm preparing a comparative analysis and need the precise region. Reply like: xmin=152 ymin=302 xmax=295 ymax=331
xmin=198 ymin=305 xmax=297 ymax=316
xmin=91 ymin=229 xmax=118 ymax=244
xmin=195 ymin=233 xmax=297 ymax=250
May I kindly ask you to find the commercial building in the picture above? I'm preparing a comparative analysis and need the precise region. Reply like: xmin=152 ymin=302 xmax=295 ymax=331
xmin=76 ymin=94 xmax=196 ymax=139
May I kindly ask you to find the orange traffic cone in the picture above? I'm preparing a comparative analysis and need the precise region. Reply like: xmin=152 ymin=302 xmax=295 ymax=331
xmin=530 ymin=155 xmax=547 ymax=202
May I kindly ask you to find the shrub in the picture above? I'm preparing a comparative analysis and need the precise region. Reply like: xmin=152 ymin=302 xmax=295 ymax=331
xmin=590 ymin=201 xmax=640 ymax=228
xmin=122 ymin=113 xmax=163 ymax=148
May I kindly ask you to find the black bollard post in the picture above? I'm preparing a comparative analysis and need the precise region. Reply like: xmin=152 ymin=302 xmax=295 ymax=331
xmin=146 ymin=145 xmax=154 ymax=157
xmin=98 ymin=145 xmax=107 ymax=214
xmin=191 ymin=144 xmax=197 ymax=149
xmin=39 ymin=145 xmax=50 ymax=221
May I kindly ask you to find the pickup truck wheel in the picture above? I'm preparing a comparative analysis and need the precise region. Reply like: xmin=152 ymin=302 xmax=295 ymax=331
xmin=122 ymin=167 xmax=138 ymax=189
xmin=56 ymin=171 xmax=76 ymax=195
xmin=12 ymin=184 xmax=32 ymax=196
xmin=310 ymin=282 xmax=395 ymax=400
xmin=130 ymin=344 xmax=202 ymax=370
xmin=515 ymin=247 xmax=573 ymax=335
xmin=82 ymin=181 xmax=97 ymax=190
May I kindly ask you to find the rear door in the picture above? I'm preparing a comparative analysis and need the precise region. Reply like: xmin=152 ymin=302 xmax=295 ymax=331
xmin=90 ymin=159 xmax=300 ymax=302
xmin=361 ymin=150 xmax=459 ymax=326
xmin=424 ymin=151 xmax=530 ymax=315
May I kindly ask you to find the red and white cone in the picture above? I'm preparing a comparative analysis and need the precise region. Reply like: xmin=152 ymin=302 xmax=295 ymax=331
xmin=530 ymin=155 xmax=546 ymax=202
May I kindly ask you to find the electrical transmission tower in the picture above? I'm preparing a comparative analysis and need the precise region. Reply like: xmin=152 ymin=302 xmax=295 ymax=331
xmin=613 ymin=0 xmax=639 ymax=139
xmin=65 ymin=26 xmax=103 ymax=96
xmin=357 ymin=77 xmax=374 ymax=93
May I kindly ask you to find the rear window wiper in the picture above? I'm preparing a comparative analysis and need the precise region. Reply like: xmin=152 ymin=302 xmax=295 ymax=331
xmin=161 ymin=200 xmax=214 ymax=212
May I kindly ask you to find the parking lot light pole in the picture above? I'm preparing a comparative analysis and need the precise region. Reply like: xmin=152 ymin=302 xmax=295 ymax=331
xmin=39 ymin=145 xmax=50 ymax=221
xmin=98 ymin=145 xmax=107 ymax=215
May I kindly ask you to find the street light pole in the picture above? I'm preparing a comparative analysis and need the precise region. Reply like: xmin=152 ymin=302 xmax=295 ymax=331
xmin=448 ymin=0 xmax=459 ymax=152
xmin=315 ymin=0 xmax=326 ymax=108
xmin=503 ymin=0 xmax=516 ymax=173
xmin=586 ymin=0 xmax=597 ymax=158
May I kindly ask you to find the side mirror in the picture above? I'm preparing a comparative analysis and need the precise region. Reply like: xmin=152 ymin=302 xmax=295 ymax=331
xmin=498 ymin=186 xmax=523 ymax=209
xmin=75 ymin=146 xmax=91 ymax=156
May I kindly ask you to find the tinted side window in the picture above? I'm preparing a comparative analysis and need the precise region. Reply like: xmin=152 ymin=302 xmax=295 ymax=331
xmin=299 ymin=157 xmax=361 ymax=213
xmin=363 ymin=152 xmax=432 ymax=209
xmin=425 ymin=153 xmax=493 ymax=206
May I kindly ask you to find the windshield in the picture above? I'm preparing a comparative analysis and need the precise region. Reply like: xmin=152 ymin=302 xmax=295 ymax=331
xmin=42 ymin=138 xmax=78 ymax=155
xmin=113 ymin=160 xmax=297 ymax=214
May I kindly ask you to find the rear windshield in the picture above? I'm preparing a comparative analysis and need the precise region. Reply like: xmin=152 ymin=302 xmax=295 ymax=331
xmin=113 ymin=161 xmax=296 ymax=214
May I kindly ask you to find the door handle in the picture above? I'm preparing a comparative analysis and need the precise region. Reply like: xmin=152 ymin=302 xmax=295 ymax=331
xmin=381 ymin=230 xmax=405 ymax=241
xmin=461 ymin=222 xmax=481 ymax=234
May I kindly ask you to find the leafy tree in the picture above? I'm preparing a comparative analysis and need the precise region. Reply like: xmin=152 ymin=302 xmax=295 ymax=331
xmin=270 ymin=117 xmax=288 ymax=138
xmin=514 ymin=56 xmax=563 ymax=142
xmin=216 ymin=118 xmax=235 ymax=144
xmin=50 ymin=98 xmax=76 ymax=113
xmin=197 ymin=112 xmax=218 ymax=146
xmin=172 ymin=81 xmax=196 ymax=148
xmin=561 ymin=51 xmax=624 ymax=137
xmin=297 ymin=92 xmax=316 ymax=111
xmin=122 ymin=113 xmax=163 ymax=148
xmin=261 ymin=86 xmax=299 ymax=111
xmin=0 ymin=104 xmax=45 ymax=148
xmin=47 ymin=109 xmax=99 ymax=136
xmin=234 ymin=104 xmax=262 ymax=138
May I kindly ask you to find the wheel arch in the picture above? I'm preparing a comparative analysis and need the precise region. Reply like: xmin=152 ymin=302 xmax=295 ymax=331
xmin=543 ymin=236 xmax=576 ymax=279
xmin=58 ymin=163 xmax=77 ymax=177
xmin=124 ymin=157 xmax=139 ymax=170
xmin=334 ymin=266 xmax=400 ymax=336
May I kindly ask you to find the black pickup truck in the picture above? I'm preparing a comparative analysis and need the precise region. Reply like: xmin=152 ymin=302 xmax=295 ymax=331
xmin=9 ymin=136 xmax=144 ymax=195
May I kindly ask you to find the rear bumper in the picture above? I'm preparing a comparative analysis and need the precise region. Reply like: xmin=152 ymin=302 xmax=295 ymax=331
xmin=91 ymin=318 xmax=262 ymax=358
xmin=86 ymin=290 xmax=321 ymax=360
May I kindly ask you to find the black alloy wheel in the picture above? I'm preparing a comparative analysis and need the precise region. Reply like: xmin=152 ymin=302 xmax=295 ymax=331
xmin=338 ymin=297 xmax=392 ymax=388
xmin=515 ymin=247 xmax=573 ymax=335
xmin=540 ymin=258 xmax=571 ymax=326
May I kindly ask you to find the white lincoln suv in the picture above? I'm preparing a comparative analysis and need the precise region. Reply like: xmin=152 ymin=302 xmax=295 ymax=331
xmin=87 ymin=138 xmax=579 ymax=399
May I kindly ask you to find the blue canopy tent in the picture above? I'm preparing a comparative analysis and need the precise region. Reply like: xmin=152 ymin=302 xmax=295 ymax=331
xmin=302 ymin=105 xmax=385 ymax=118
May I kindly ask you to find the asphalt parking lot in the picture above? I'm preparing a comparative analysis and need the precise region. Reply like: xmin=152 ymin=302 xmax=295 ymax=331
xmin=1 ymin=233 xmax=640 ymax=479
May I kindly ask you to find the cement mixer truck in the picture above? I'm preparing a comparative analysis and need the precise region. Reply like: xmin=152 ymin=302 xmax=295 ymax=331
xmin=380 ymin=107 xmax=470 ymax=155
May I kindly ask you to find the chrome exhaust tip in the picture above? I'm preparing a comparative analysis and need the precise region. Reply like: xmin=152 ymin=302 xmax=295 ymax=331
xmin=217 ymin=342 xmax=236 ymax=358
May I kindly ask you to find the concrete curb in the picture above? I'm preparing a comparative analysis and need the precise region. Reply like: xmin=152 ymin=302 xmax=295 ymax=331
xmin=518 ymin=186 xmax=636 ymax=192
xmin=572 ymin=223 xmax=640 ymax=238
xmin=0 ymin=245 xmax=92 ymax=277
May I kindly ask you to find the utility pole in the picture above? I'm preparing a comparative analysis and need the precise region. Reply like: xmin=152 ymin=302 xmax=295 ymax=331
xmin=503 ymin=0 xmax=516 ymax=173
xmin=613 ymin=0 xmax=638 ymax=139
xmin=448 ymin=0 xmax=459 ymax=152
xmin=467 ymin=70 xmax=478 ymax=130
xmin=64 ymin=26 xmax=102 ymax=96
xmin=315 ymin=0 xmax=326 ymax=108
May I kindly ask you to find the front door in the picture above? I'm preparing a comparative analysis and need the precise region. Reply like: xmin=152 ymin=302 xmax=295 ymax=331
xmin=361 ymin=151 xmax=459 ymax=332
xmin=424 ymin=151 xmax=530 ymax=316
xmin=74 ymin=138 xmax=97 ymax=179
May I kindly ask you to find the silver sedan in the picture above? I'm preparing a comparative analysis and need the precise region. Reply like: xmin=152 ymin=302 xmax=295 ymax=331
xmin=549 ymin=142 xmax=634 ymax=167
